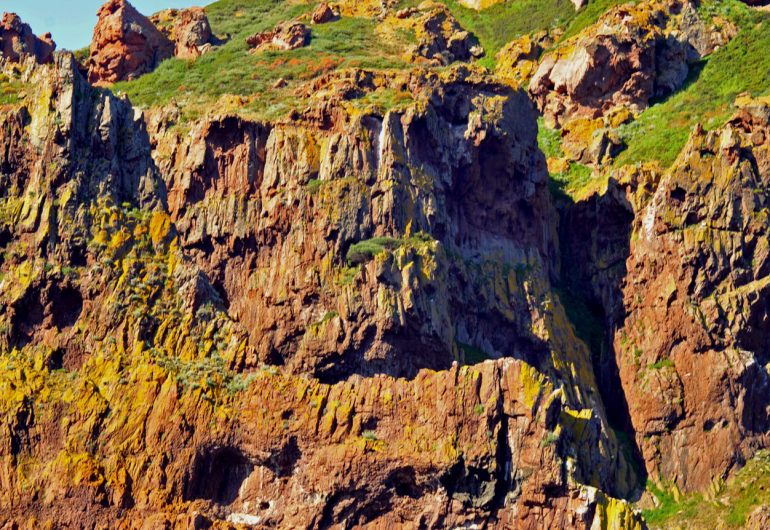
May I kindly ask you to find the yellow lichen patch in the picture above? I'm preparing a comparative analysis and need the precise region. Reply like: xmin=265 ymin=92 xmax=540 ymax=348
xmin=149 ymin=211 xmax=173 ymax=246
xmin=519 ymin=361 xmax=546 ymax=409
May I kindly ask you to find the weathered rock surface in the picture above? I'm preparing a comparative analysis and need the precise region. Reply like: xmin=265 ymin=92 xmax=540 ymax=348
xmin=0 ymin=12 xmax=56 ymax=65
xmin=151 ymin=7 xmax=214 ymax=60
xmin=407 ymin=6 xmax=484 ymax=65
xmin=0 ymin=54 xmax=643 ymax=528
xmin=86 ymin=0 xmax=175 ymax=84
xmin=530 ymin=0 xmax=734 ymax=127
xmin=610 ymin=97 xmax=770 ymax=492
xmin=246 ymin=21 xmax=310 ymax=51
xmin=495 ymin=31 xmax=553 ymax=88
xmin=311 ymin=2 xmax=338 ymax=24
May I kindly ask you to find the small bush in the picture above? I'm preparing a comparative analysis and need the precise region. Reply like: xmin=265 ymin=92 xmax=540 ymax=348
xmin=346 ymin=236 xmax=402 ymax=265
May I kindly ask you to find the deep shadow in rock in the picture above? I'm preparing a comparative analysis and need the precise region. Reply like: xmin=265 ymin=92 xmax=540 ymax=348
xmin=556 ymin=179 xmax=648 ymax=499
xmin=185 ymin=446 xmax=254 ymax=504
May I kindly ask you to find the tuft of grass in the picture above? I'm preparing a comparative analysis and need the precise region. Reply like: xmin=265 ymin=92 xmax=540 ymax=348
xmin=361 ymin=430 xmax=379 ymax=441
xmin=346 ymin=236 xmax=402 ymax=265
xmin=648 ymin=358 xmax=674 ymax=370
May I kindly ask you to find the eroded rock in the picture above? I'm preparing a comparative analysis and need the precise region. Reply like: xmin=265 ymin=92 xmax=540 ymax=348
xmin=86 ymin=0 xmax=174 ymax=84
xmin=246 ymin=22 xmax=310 ymax=51
xmin=612 ymin=97 xmax=770 ymax=491
xmin=151 ymin=7 xmax=214 ymax=60
xmin=529 ymin=0 xmax=735 ymax=127
xmin=407 ymin=5 xmax=484 ymax=65
xmin=0 ymin=12 xmax=56 ymax=64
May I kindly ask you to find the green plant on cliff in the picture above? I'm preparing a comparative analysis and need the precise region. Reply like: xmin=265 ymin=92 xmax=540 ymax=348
xmin=643 ymin=450 xmax=770 ymax=528
xmin=346 ymin=236 xmax=402 ymax=265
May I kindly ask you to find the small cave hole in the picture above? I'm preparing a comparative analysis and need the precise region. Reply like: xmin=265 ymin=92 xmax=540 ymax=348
xmin=185 ymin=447 xmax=254 ymax=505
xmin=51 ymin=286 xmax=83 ymax=330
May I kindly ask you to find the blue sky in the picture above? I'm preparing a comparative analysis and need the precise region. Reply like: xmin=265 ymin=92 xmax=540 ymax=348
xmin=4 ymin=1 xmax=213 ymax=51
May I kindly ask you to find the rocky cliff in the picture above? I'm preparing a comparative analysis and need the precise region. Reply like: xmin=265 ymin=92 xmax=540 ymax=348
xmin=1 ymin=0 xmax=770 ymax=528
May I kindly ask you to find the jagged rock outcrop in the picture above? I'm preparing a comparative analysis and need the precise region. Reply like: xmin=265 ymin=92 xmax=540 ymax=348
xmin=529 ymin=0 xmax=734 ymax=127
xmin=151 ymin=7 xmax=214 ymax=60
xmin=86 ymin=0 xmax=175 ymax=85
xmin=406 ymin=6 xmax=484 ymax=65
xmin=0 ymin=12 xmax=56 ymax=64
xmin=311 ymin=3 xmax=338 ymax=24
xmin=495 ymin=31 xmax=553 ymax=88
xmin=246 ymin=21 xmax=310 ymax=51
xmin=609 ymin=97 xmax=770 ymax=492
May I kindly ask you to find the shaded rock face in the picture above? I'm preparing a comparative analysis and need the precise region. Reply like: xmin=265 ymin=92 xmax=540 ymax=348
xmin=86 ymin=0 xmax=174 ymax=85
xmin=611 ymin=101 xmax=770 ymax=491
xmin=529 ymin=0 xmax=733 ymax=127
xmin=0 ymin=13 xmax=56 ymax=64
xmin=0 ymin=57 xmax=643 ymax=528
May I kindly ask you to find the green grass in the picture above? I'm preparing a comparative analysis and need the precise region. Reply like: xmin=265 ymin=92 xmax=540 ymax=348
xmin=642 ymin=451 xmax=770 ymax=529
xmin=537 ymin=117 xmax=564 ymax=158
xmin=0 ymin=72 xmax=26 ymax=106
xmin=648 ymin=358 xmax=674 ymax=370
xmin=615 ymin=0 xmax=770 ymax=168
xmin=346 ymin=236 xmax=403 ymax=265
xmin=560 ymin=0 xmax=635 ymax=40
xmin=442 ymin=0 xmax=575 ymax=59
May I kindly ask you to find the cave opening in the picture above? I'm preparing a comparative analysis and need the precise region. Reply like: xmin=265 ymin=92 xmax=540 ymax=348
xmin=185 ymin=446 xmax=253 ymax=505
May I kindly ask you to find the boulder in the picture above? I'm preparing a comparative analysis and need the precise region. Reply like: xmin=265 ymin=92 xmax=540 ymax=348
xmin=495 ymin=31 xmax=553 ymax=88
xmin=408 ymin=6 xmax=484 ymax=65
xmin=0 ymin=12 xmax=56 ymax=64
xmin=150 ymin=7 xmax=214 ymax=60
xmin=311 ymin=3 xmax=337 ymax=24
xmin=530 ymin=0 xmax=735 ymax=127
xmin=172 ymin=8 xmax=213 ymax=59
xmin=86 ymin=0 xmax=174 ymax=85
xmin=246 ymin=22 xmax=310 ymax=51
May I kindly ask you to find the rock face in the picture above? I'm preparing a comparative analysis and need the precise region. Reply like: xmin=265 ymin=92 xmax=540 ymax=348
xmin=495 ymin=31 xmax=553 ymax=88
xmin=529 ymin=0 xmax=734 ymax=127
xmin=0 ymin=53 xmax=644 ymax=528
xmin=408 ymin=7 xmax=484 ymax=65
xmin=611 ymin=98 xmax=770 ymax=491
xmin=0 ymin=13 xmax=56 ymax=64
xmin=151 ymin=7 xmax=214 ymax=60
xmin=86 ymin=0 xmax=175 ymax=84
xmin=246 ymin=21 xmax=310 ymax=51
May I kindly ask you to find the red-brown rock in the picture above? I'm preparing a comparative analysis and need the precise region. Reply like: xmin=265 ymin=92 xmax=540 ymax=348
xmin=172 ymin=8 xmax=213 ymax=59
xmin=311 ymin=3 xmax=337 ymax=24
xmin=529 ymin=0 xmax=734 ymax=127
xmin=246 ymin=22 xmax=310 ymax=51
xmin=0 ymin=12 xmax=56 ymax=64
xmin=86 ymin=0 xmax=174 ymax=85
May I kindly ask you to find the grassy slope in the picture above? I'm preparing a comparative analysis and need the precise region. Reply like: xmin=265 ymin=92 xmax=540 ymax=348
xmin=114 ymin=0 xmax=410 ymax=121
xmin=539 ymin=0 xmax=770 ymax=199
xmin=114 ymin=0 xmax=629 ymax=120
xmin=644 ymin=450 xmax=770 ymax=529
xmin=615 ymin=0 xmax=770 ymax=167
